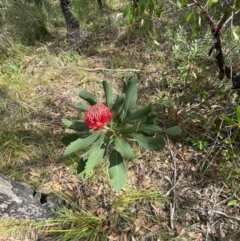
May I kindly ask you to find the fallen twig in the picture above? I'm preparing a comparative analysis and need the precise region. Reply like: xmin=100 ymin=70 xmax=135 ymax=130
xmin=182 ymin=206 xmax=240 ymax=222
xmin=77 ymin=67 xmax=156 ymax=73
xmin=166 ymin=137 xmax=177 ymax=230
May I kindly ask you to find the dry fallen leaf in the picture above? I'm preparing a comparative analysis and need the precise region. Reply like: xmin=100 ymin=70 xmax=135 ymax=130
xmin=173 ymin=220 xmax=183 ymax=234
xmin=94 ymin=207 xmax=106 ymax=218
xmin=149 ymin=224 xmax=161 ymax=232
xmin=107 ymin=234 xmax=120 ymax=241
xmin=176 ymin=228 xmax=186 ymax=239
xmin=188 ymin=232 xmax=202 ymax=240
xmin=64 ymin=190 xmax=74 ymax=197
xmin=120 ymin=233 xmax=128 ymax=241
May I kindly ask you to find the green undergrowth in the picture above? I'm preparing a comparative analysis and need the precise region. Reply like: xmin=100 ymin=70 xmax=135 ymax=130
xmin=0 ymin=190 xmax=169 ymax=241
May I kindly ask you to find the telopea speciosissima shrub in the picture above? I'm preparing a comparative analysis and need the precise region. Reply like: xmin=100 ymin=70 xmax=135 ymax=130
xmin=61 ymin=77 xmax=181 ymax=190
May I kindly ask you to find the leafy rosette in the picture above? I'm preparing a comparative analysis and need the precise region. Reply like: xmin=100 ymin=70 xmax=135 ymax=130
xmin=61 ymin=77 xmax=181 ymax=191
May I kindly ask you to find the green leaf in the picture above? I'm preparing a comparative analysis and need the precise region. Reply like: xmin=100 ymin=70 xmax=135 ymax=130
xmin=62 ymin=118 xmax=90 ymax=132
xmin=115 ymin=22 xmax=126 ymax=27
xmin=62 ymin=118 xmax=73 ymax=128
xmin=79 ymin=142 xmax=99 ymax=172
xmin=221 ymin=114 xmax=237 ymax=126
xmin=145 ymin=114 xmax=157 ymax=124
xmin=70 ymin=121 xmax=90 ymax=132
xmin=63 ymin=132 xmax=100 ymax=156
xmin=186 ymin=11 xmax=193 ymax=22
xmin=77 ymin=158 xmax=87 ymax=175
xmin=85 ymin=147 xmax=105 ymax=175
xmin=191 ymin=18 xmax=200 ymax=37
xmin=176 ymin=0 xmax=181 ymax=8
xmin=139 ymin=0 xmax=147 ymax=12
xmin=109 ymin=150 xmax=127 ymax=191
xmin=115 ymin=124 xmax=137 ymax=135
xmin=153 ymin=39 xmax=160 ymax=46
xmin=137 ymin=124 xmax=162 ymax=135
xmin=103 ymin=81 xmax=114 ymax=109
xmin=230 ymin=129 xmax=239 ymax=144
xmin=198 ymin=16 xmax=201 ymax=27
xmin=79 ymin=90 xmax=98 ymax=105
xmin=75 ymin=102 xmax=90 ymax=111
xmin=155 ymin=6 xmax=163 ymax=18
xmin=181 ymin=0 xmax=189 ymax=7
xmin=114 ymin=136 xmax=136 ymax=160
xmin=121 ymin=104 xmax=151 ymax=125
xmin=232 ymin=30 xmax=239 ymax=41
xmin=131 ymin=133 xmax=166 ymax=150
xmin=81 ymin=149 xmax=91 ymax=160
xmin=122 ymin=79 xmax=128 ymax=94
xmin=165 ymin=126 xmax=182 ymax=136
xmin=236 ymin=106 xmax=240 ymax=124
xmin=187 ymin=113 xmax=200 ymax=120
xmin=121 ymin=77 xmax=138 ymax=119
xmin=61 ymin=134 xmax=79 ymax=146
xmin=85 ymin=133 xmax=106 ymax=175
xmin=227 ymin=199 xmax=238 ymax=207
xmin=236 ymin=0 xmax=240 ymax=8
xmin=207 ymin=0 xmax=214 ymax=8
xmin=123 ymin=5 xmax=130 ymax=18
xmin=111 ymin=94 xmax=126 ymax=119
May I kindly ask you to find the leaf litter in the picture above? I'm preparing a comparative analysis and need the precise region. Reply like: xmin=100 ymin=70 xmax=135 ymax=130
xmin=1 ymin=13 xmax=240 ymax=241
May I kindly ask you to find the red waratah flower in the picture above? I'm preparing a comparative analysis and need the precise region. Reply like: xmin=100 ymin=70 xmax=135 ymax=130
xmin=85 ymin=103 xmax=112 ymax=130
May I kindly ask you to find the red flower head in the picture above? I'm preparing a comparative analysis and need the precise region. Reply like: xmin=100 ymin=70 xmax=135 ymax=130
xmin=85 ymin=103 xmax=112 ymax=130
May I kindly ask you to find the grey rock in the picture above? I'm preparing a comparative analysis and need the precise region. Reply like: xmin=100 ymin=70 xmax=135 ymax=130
xmin=0 ymin=174 xmax=62 ymax=220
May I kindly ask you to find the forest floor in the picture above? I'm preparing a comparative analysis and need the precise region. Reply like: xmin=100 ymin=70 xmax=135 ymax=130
xmin=0 ymin=1 xmax=240 ymax=240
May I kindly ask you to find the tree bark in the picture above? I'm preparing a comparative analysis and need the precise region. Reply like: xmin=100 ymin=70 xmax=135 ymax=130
xmin=0 ymin=174 xmax=61 ymax=220
xmin=60 ymin=0 xmax=80 ymax=44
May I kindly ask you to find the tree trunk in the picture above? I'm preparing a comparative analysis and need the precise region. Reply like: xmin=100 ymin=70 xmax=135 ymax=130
xmin=60 ymin=0 xmax=80 ymax=44
xmin=0 ymin=174 xmax=61 ymax=220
